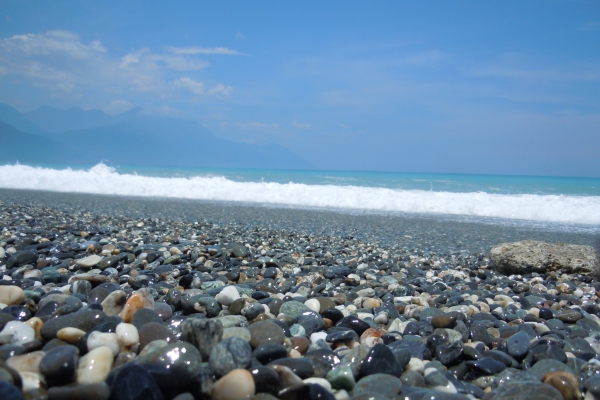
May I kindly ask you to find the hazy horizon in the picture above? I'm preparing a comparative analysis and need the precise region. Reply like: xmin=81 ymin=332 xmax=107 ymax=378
xmin=1 ymin=1 xmax=599 ymax=177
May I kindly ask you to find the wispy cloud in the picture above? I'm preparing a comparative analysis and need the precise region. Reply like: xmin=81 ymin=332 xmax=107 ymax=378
xmin=168 ymin=46 xmax=240 ymax=55
xmin=293 ymin=122 xmax=312 ymax=129
xmin=0 ymin=30 xmax=233 ymax=100
xmin=235 ymin=32 xmax=247 ymax=41
xmin=228 ymin=122 xmax=280 ymax=129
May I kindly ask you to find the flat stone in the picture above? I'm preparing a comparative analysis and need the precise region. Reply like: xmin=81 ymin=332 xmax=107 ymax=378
xmin=506 ymin=331 xmax=530 ymax=358
xmin=530 ymin=359 xmax=574 ymax=380
xmin=75 ymin=255 xmax=103 ymax=268
xmin=0 ymin=287 xmax=24 ymax=306
xmin=352 ymin=373 xmax=403 ymax=398
xmin=248 ymin=321 xmax=286 ymax=348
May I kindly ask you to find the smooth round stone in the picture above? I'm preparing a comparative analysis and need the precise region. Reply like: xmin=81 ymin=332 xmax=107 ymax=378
xmin=321 ymin=307 xmax=343 ymax=323
xmin=400 ymin=370 xmax=425 ymax=388
xmin=465 ymin=357 xmax=506 ymax=375
xmin=304 ymin=299 xmax=321 ymax=313
xmin=87 ymin=332 xmax=119 ymax=356
xmin=39 ymin=344 xmax=79 ymax=386
xmin=6 ymin=350 xmax=44 ymax=373
xmin=88 ymin=287 xmax=111 ymax=304
xmin=135 ymin=342 xmax=202 ymax=391
xmin=360 ymin=343 xmax=402 ymax=377
xmin=244 ymin=304 xmax=265 ymax=320
xmin=211 ymin=368 xmax=255 ymax=400
xmin=47 ymin=382 xmax=111 ymax=400
xmin=108 ymin=364 xmax=164 ymax=400
xmin=41 ymin=267 xmax=61 ymax=284
xmin=40 ymin=310 xmax=107 ymax=341
xmin=290 ymin=336 xmax=310 ymax=355
xmin=100 ymin=290 xmax=127 ymax=317
xmin=268 ymin=358 xmax=315 ymax=379
xmin=227 ymin=298 xmax=245 ymax=315
xmin=352 ymin=373 xmax=403 ymax=398
xmin=251 ymin=365 xmax=280 ymax=395
xmin=279 ymin=301 xmax=311 ymax=320
xmin=303 ymin=349 xmax=340 ymax=378
xmin=153 ymin=303 xmax=172 ymax=321
xmin=0 ymin=380 xmax=22 ymax=400
xmin=97 ymin=256 xmax=120 ymax=270
xmin=487 ymin=382 xmax=563 ymax=400
xmin=0 ymin=321 xmax=35 ymax=345
xmin=530 ymin=359 xmax=575 ymax=380
xmin=57 ymin=327 xmax=86 ymax=344
xmin=337 ymin=316 xmax=370 ymax=336
xmin=248 ymin=321 xmax=286 ymax=348
xmin=557 ymin=309 xmax=581 ymax=323
xmin=138 ymin=322 xmax=176 ymax=351
xmin=253 ymin=343 xmax=288 ymax=364
xmin=1 ymin=305 xmax=31 ymax=322
xmin=506 ymin=331 xmax=530 ymax=358
xmin=0 ymin=344 xmax=25 ymax=360
xmin=542 ymin=371 xmax=580 ymax=400
xmin=116 ymin=323 xmax=139 ymax=352
xmin=119 ymin=289 xmax=154 ymax=323
xmin=431 ymin=313 xmax=458 ymax=329
xmin=77 ymin=346 xmax=114 ymax=384
xmin=326 ymin=365 xmax=356 ymax=391
xmin=584 ymin=375 xmax=600 ymax=396
xmin=0 ymin=286 xmax=25 ymax=306
xmin=531 ymin=344 xmax=567 ymax=363
xmin=436 ymin=341 xmax=463 ymax=366
xmin=231 ymin=244 xmax=249 ymax=258
xmin=216 ymin=286 xmax=241 ymax=306
xmin=209 ymin=337 xmax=252 ymax=377
xmin=130 ymin=308 xmax=163 ymax=331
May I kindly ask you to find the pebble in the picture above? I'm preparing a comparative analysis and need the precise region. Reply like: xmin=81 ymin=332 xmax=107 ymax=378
xmin=1 ymin=201 xmax=600 ymax=400
xmin=77 ymin=346 xmax=114 ymax=384
xmin=211 ymin=368 xmax=255 ymax=400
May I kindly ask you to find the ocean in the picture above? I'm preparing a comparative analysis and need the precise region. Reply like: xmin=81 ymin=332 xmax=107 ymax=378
xmin=0 ymin=163 xmax=599 ymax=254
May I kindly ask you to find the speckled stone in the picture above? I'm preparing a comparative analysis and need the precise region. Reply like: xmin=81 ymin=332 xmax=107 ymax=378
xmin=209 ymin=337 xmax=252 ymax=377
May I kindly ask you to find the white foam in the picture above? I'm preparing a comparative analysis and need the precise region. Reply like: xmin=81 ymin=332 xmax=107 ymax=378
xmin=1 ymin=163 xmax=599 ymax=225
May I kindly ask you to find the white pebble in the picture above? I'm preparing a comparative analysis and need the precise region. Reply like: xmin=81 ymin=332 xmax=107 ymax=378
xmin=116 ymin=322 xmax=139 ymax=351
xmin=87 ymin=332 xmax=119 ymax=356
xmin=310 ymin=331 xmax=328 ymax=344
xmin=77 ymin=346 xmax=114 ymax=384
xmin=304 ymin=299 xmax=321 ymax=313
xmin=0 ymin=321 xmax=35 ymax=345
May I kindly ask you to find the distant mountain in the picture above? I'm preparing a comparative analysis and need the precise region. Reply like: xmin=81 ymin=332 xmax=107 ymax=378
xmin=0 ymin=120 xmax=77 ymax=164
xmin=24 ymin=105 xmax=125 ymax=133
xmin=0 ymin=104 xmax=311 ymax=170
xmin=0 ymin=104 xmax=44 ymax=134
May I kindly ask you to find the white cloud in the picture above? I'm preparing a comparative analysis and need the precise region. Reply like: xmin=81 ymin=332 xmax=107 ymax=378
xmin=293 ymin=122 xmax=312 ymax=129
xmin=104 ymin=99 xmax=136 ymax=115
xmin=232 ymin=122 xmax=280 ymax=129
xmin=168 ymin=46 xmax=239 ymax=55
xmin=207 ymin=84 xmax=233 ymax=97
xmin=173 ymin=77 xmax=205 ymax=95
xmin=0 ymin=30 xmax=233 ymax=100
xmin=235 ymin=32 xmax=247 ymax=41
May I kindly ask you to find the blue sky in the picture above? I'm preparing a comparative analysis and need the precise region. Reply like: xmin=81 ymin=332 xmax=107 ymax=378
xmin=1 ymin=1 xmax=599 ymax=176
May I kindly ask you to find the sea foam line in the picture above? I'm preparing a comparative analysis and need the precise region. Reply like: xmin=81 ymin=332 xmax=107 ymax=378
xmin=0 ymin=163 xmax=599 ymax=225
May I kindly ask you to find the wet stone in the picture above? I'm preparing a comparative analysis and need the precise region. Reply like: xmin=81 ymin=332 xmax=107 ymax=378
xmin=360 ymin=343 xmax=402 ymax=377
xmin=39 ymin=344 xmax=79 ymax=386
xmin=248 ymin=320 xmax=286 ymax=348
xmin=530 ymin=359 xmax=574 ymax=380
xmin=352 ymin=373 xmax=403 ymax=398
xmin=506 ymin=331 xmax=530 ymax=358
xmin=135 ymin=342 xmax=202 ymax=391
xmin=209 ymin=336 xmax=252 ymax=377
xmin=268 ymin=357 xmax=315 ymax=379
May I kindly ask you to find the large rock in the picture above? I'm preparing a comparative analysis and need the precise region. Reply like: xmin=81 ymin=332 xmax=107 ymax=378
xmin=490 ymin=240 xmax=600 ymax=275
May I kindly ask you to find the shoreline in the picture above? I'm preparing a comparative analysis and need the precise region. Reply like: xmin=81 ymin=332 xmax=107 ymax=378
xmin=0 ymin=188 xmax=597 ymax=256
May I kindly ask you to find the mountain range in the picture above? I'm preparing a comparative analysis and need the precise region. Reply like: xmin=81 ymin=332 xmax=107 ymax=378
xmin=0 ymin=104 xmax=311 ymax=170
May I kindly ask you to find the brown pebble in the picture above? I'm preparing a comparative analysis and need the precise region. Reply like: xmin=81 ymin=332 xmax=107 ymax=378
xmin=542 ymin=371 xmax=580 ymax=400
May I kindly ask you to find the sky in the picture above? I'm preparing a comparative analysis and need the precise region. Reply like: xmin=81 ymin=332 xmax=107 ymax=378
xmin=0 ymin=1 xmax=599 ymax=177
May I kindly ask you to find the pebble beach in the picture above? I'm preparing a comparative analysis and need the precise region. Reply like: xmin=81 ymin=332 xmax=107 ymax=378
xmin=1 ymin=189 xmax=600 ymax=400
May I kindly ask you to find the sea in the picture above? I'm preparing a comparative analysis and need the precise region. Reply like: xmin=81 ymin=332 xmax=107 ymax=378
xmin=0 ymin=163 xmax=598 ymax=253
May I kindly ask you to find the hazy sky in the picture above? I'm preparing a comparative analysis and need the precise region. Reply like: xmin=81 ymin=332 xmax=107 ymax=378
xmin=1 ymin=1 xmax=599 ymax=176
